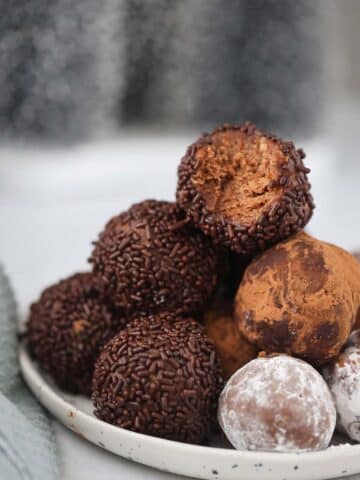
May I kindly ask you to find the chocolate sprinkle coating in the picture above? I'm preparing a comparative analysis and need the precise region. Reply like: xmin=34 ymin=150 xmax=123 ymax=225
xmin=27 ymin=272 xmax=125 ymax=395
xmin=90 ymin=200 xmax=218 ymax=315
xmin=92 ymin=313 xmax=223 ymax=443
xmin=176 ymin=122 xmax=315 ymax=254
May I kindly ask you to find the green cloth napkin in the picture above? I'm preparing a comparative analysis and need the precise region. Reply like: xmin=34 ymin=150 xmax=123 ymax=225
xmin=0 ymin=264 xmax=58 ymax=480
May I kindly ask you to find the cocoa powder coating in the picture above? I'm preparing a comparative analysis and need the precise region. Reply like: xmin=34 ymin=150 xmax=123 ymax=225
xmin=235 ymin=232 xmax=360 ymax=365
xmin=203 ymin=299 xmax=257 ymax=379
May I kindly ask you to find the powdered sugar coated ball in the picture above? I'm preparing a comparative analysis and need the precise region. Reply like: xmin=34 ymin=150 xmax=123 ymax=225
xmin=218 ymin=355 xmax=336 ymax=452
xmin=323 ymin=347 xmax=360 ymax=442
xmin=346 ymin=329 xmax=360 ymax=349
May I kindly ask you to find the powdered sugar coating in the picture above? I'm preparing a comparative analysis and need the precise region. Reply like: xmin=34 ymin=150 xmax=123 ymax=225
xmin=323 ymin=347 xmax=360 ymax=442
xmin=218 ymin=355 xmax=336 ymax=452
xmin=346 ymin=329 xmax=360 ymax=349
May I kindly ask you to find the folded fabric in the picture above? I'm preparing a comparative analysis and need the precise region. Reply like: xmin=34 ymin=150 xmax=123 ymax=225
xmin=0 ymin=264 xmax=58 ymax=480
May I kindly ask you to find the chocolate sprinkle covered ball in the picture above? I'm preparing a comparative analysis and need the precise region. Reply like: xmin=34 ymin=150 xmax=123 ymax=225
xmin=27 ymin=272 xmax=124 ymax=395
xmin=92 ymin=313 xmax=223 ymax=443
xmin=177 ymin=122 xmax=314 ymax=254
xmin=90 ymin=200 xmax=218 ymax=315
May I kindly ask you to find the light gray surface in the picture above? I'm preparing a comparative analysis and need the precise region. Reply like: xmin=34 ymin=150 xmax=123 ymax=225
xmin=0 ymin=131 xmax=359 ymax=479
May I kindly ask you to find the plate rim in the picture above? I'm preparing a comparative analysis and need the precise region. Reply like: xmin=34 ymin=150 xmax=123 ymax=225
xmin=18 ymin=343 xmax=360 ymax=465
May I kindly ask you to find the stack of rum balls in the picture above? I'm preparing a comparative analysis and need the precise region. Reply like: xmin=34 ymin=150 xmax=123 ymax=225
xmin=26 ymin=123 xmax=360 ymax=451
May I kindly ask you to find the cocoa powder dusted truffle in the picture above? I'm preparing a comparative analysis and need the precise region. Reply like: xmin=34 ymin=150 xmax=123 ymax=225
xmin=235 ymin=232 xmax=360 ymax=365
xmin=203 ymin=300 xmax=257 ymax=379
xmin=218 ymin=355 xmax=336 ymax=452
xmin=90 ymin=200 xmax=218 ymax=316
xmin=92 ymin=313 xmax=223 ymax=443
xmin=177 ymin=122 xmax=314 ymax=254
xmin=27 ymin=272 xmax=124 ymax=395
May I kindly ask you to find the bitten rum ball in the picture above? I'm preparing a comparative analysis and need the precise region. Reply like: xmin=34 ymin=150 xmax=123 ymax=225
xmin=90 ymin=200 xmax=218 ymax=316
xmin=218 ymin=355 xmax=336 ymax=452
xmin=92 ymin=314 xmax=223 ymax=443
xmin=203 ymin=300 xmax=257 ymax=379
xmin=177 ymin=122 xmax=314 ymax=254
xmin=323 ymin=345 xmax=360 ymax=442
xmin=235 ymin=232 xmax=360 ymax=365
xmin=27 ymin=273 xmax=124 ymax=395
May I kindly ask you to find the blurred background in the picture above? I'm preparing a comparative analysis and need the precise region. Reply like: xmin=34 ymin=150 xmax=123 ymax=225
xmin=0 ymin=0 xmax=330 ymax=138
xmin=0 ymin=1 xmax=359 ymax=478
xmin=1 ymin=0 xmax=359 ymax=306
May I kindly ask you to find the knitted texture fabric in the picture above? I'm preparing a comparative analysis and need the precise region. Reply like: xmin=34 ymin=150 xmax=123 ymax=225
xmin=0 ymin=264 xmax=58 ymax=480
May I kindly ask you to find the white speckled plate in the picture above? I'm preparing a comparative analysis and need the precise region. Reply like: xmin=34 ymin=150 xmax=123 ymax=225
xmin=19 ymin=345 xmax=360 ymax=480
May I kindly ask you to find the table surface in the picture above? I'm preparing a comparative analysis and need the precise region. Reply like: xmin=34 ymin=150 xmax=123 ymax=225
xmin=0 ymin=131 xmax=359 ymax=479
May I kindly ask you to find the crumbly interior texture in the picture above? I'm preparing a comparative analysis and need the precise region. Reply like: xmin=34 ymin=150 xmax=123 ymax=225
xmin=235 ymin=232 xmax=360 ymax=365
xmin=177 ymin=123 xmax=314 ymax=254
xmin=203 ymin=300 xmax=257 ymax=379
xmin=218 ymin=356 xmax=336 ymax=452
xmin=192 ymin=129 xmax=286 ymax=225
